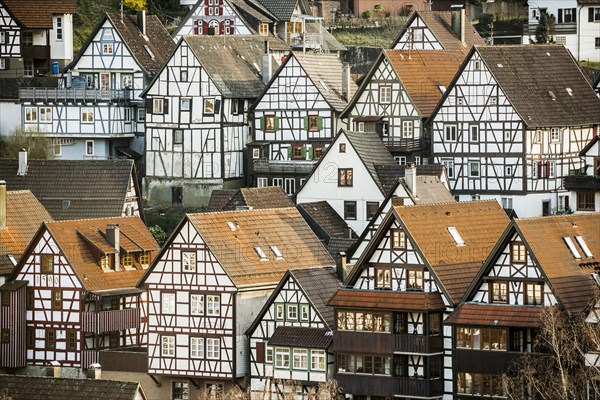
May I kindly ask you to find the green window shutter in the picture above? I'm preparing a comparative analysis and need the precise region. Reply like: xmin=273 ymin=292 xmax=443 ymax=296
xmin=260 ymin=116 xmax=264 ymax=131
xmin=318 ymin=116 xmax=323 ymax=130
xmin=307 ymin=145 xmax=313 ymax=160
xmin=302 ymin=145 xmax=307 ymax=159
xmin=287 ymin=146 xmax=292 ymax=158
xmin=303 ymin=116 xmax=308 ymax=130
xmin=274 ymin=117 xmax=280 ymax=130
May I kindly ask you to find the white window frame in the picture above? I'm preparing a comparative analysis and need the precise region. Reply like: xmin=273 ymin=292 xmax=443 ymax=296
xmin=82 ymin=108 xmax=94 ymax=123
xmin=256 ymin=177 xmax=268 ymax=187
xmin=468 ymin=161 xmax=480 ymax=178
xmin=180 ymin=98 xmax=191 ymax=111
xmin=25 ymin=107 xmax=37 ymax=122
xmin=300 ymin=304 xmax=309 ymax=321
xmin=102 ymin=43 xmax=114 ymax=55
xmin=85 ymin=140 xmax=94 ymax=156
xmin=287 ymin=304 xmax=298 ymax=320
xmin=153 ymin=98 xmax=164 ymax=114
xmin=162 ymin=292 xmax=175 ymax=314
xmin=0 ymin=32 xmax=5 ymax=44
xmin=0 ymin=58 xmax=5 ymax=70
xmin=549 ymin=160 xmax=556 ymax=178
xmin=191 ymin=337 xmax=204 ymax=358
xmin=275 ymin=348 xmax=290 ymax=369
xmin=284 ymin=178 xmax=296 ymax=195
xmin=445 ymin=125 xmax=457 ymax=142
xmin=311 ymin=349 xmax=326 ymax=371
xmin=124 ymin=107 xmax=131 ymax=123
xmin=501 ymin=197 xmax=513 ymax=209
xmin=272 ymin=177 xmax=283 ymax=188
xmin=402 ymin=120 xmax=414 ymax=138
xmin=138 ymin=108 xmax=146 ymax=122
xmin=379 ymin=86 xmax=392 ymax=103
xmin=442 ymin=159 xmax=454 ymax=179
xmin=293 ymin=348 xmax=308 ymax=370
xmin=191 ymin=294 xmax=204 ymax=315
xmin=551 ymin=128 xmax=561 ymax=142
xmin=206 ymin=338 xmax=220 ymax=359
xmin=182 ymin=251 xmax=196 ymax=271
xmin=206 ymin=295 xmax=220 ymax=316
xmin=161 ymin=335 xmax=175 ymax=357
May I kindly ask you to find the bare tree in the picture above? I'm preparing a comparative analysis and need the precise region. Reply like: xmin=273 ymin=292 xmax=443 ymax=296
xmin=0 ymin=127 xmax=52 ymax=159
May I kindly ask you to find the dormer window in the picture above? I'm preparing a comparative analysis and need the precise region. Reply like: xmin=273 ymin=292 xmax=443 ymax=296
xmin=447 ymin=227 xmax=465 ymax=246
xmin=122 ymin=255 xmax=133 ymax=270
xmin=139 ymin=252 xmax=151 ymax=268
xmin=101 ymin=255 xmax=112 ymax=271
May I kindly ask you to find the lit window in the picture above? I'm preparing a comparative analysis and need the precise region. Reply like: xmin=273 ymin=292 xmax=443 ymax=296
xmin=510 ymin=243 xmax=527 ymax=263
xmin=375 ymin=268 xmax=391 ymax=289
xmin=391 ymin=229 xmax=406 ymax=249
xmin=338 ymin=168 xmax=353 ymax=186
xmin=259 ymin=23 xmax=269 ymax=36
xmin=25 ymin=107 xmax=38 ymax=122
xmin=275 ymin=304 xmax=284 ymax=320
xmin=103 ymin=43 xmax=113 ymax=54
xmin=526 ymin=283 xmax=543 ymax=305
xmin=491 ymin=281 xmax=508 ymax=303
xmin=263 ymin=115 xmax=276 ymax=131
xmin=407 ymin=269 xmax=423 ymax=290
xmin=204 ymin=98 xmax=215 ymax=114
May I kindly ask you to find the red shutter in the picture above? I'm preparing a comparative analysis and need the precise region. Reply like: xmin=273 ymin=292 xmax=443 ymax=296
xmin=256 ymin=342 xmax=265 ymax=363
xmin=204 ymin=4 xmax=209 ymax=16
xmin=537 ymin=161 xmax=542 ymax=178
xmin=219 ymin=21 xmax=224 ymax=35
xmin=202 ymin=20 xmax=208 ymax=35
xmin=193 ymin=20 xmax=199 ymax=35
xmin=545 ymin=161 xmax=550 ymax=178
xmin=565 ymin=195 xmax=570 ymax=209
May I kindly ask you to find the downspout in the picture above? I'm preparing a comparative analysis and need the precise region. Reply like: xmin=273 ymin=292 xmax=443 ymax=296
xmin=578 ymin=5 xmax=584 ymax=61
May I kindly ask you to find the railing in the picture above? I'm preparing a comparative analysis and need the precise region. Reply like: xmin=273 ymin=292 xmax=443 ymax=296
xmin=99 ymin=347 xmax=147 ymax=373
xmin=523 ymin=22 xmax=577 ymax=35
xmin=251 ymin=158 xmax=317 ymax=174
xmin=290 ymin=33 xmax=322 ymax=49
xmin=19 ymin=87 xmax=133 ymax=103
xmin=334 ymin=331 xmax=443 ymax=354
xmin=381 ymin=137 xmax=422 ymax=151
xmin=22 ymin=44 xmax=50 ymax=60
xmin=334 ymin=373 xmax=444 ymax=398
xmin=81 ymin=308 xmax=140 ymax=334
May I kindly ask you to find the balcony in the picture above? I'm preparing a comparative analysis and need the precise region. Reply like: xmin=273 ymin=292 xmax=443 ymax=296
xmin=523 ymin=22 xmax=577 ymax=35
xmin=453 ymin=349 xmax=528 ymax=374
xmin=81 ymin=308 xmax=140 ymax=334
xmin=381 ymin=137 xmax=423 ymax=152
xmin=334 ymin=331 xmax=443 ymax=354
xmin=22 ymin=44 xmax=50 ymax=60
xmin=251 ymin=158 xmax=316 ymax=175
xmin=563 ymin=174 xmax=600 ymax=191
xmin=334 ymin=373 xmax=444 ymax=398
xmin=99 ymin=347 xmax=147 ymax=373
xmin=19 ymin=87 xmax=133 ymax=103
xmin=290 ymin=33 xmax=322 ymax=49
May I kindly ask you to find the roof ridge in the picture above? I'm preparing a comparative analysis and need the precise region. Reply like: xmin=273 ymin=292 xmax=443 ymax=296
xmin=188 ymin=206 xmax=298 ymax=217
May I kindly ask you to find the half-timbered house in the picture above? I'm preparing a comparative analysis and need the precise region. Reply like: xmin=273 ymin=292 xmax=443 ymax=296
xmin=390 ymin=8 xmax=484 ymax=51
xmin=445 ymin=212 xmax=600 ymax=398
xmin=19 ymin=11 xmax=175 ymax=160
xmin=564 ymin=135 xmax=600 ymax=213
xmin=0 ymin=157 xmax=144 ymax=221
xmin=246 ymin=267 xmax=341 ymax=397
xmin=249 ymin=52 xmax=357 ymax=195
xmin=429 ymin=44 xmax=600 ymax=217
xmin=341 ymin=49 xmax=465 ymax=163
xmin=144 ymin=35 xmax=287 ymax=207
xmin=0 ymin=0 xmax=77 ymax=77
xmin=138 ymin=207 xmax=334 ymax=397
xmin=0 ymin=186 xmax=52 ymax=285
xmin=0 ymin=216 xmax=159 ymax=371
xmin=329 ymin=200 xmax=510 ymax=399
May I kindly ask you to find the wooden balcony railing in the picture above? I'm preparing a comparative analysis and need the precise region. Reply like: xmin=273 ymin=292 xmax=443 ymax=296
xmin=81 ymin=308 xmax=140 ymax=334
xmin=523 ymin=22 xmax=577 ymax=35
xmin=452 ymin=348 xmax=529 ymax=374
xmin=381 ymin=137 xmax=423 ymax=151
xmin=251 ymin=158 xmax=316 ymax=175
xmin=335 ymin=373 xmax=444 ymax=398
xmin=334 ymin=331 xmax=443 ymax=354
xmin=19 ymin=87 xmax=133 ymax=103
xmin=99 ymin=347 xmax=148 ymax=373
xmin=21 ymin=44 xmax=50 ymax=60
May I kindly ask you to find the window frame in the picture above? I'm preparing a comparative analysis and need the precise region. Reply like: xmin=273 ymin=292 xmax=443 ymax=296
xmin=577 ymin=191 xmax=595 ymax=211
xmin=344 ymin=201 xmax=357 ymax=220
xmin=490 ymin=281 xmax=509 ymax=303
xmin=402 ymin=120 xmax=414 ymax=139
xmin=293 ymin=348 xmax=308 ymax=370
xmin=206 ymin=295 xmax=220 ymax=316
xmin=525 ymin=282 xmax=544 ymax=305
xmin=366 ymin=201 xmax=379 ymax=221
xmin=391 ymin=229 xmax=407 ymax=250
xmin=307 ymin=115 xmax=320 ymax=131
xmin=510 ymin=242 xmax=527 ymax=264
xmin=81 ymin=108 xmax=94 ymax=123
xmin=338 ymin=168 xmax=353 ymax=187
xmin=468 ymin=161 xmax=481 ymax=178
xmin=51 ymin=290 xmax=62 ymax=310
xmin=161 ymin=292 xmax=176 ymax=314
xmin=206 ymin=337 xmax=220 ymax=359
xmin=46 ymin=328 xmax=56 ymax=350
xmin=162 ymin=335 xmax=175 ymax=357
xmin=275 ymin=347 xmax=290 ymax=369
xmin=182 ymin=251 xmax=196 ymax=272
xmin=191 ymin=336 xmax=204 ymax=358
xmin=375 ymin=267 xmax=392 ymax=289
xmin=264 ymin=115 xmax=276 ymax=132
xmin=203 ymin=98 xmax=215 ymax=114
xmin=444 ymin=125 xmax=457 ymax=142
xmin=102 ymin=43 xmax=114 ymax=55
xmin=40 ymin=255 xmax=54 ymax=274
xmin=153 ymin=98 xmax=164 ymax=114
xmin=287 ymin=304 xmax=298 ymax=320
xmin=379 ymin=86 xmax=392 ymax=104
xmin=191 ymin=294 xmax=204 ymax=315
xmin=406 ymin=269 xmax=424 ymax=290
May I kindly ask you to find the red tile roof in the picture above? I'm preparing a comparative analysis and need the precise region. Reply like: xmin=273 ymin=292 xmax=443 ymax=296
xmin=328 ymin=289 xmax=446 ymax=311
xmin=445 ymin=303 xmax=544 ymax=328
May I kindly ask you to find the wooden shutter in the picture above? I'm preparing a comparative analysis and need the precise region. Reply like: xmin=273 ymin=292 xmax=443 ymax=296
xmin=572 ymin=8 xmax=577 ymax=22
xmin=193 ymin=20 xmax=199 ymax=35
xmin=274 ymin=116 xmax=280 ymax=130
xmin=163 ymin=98 xmax=169 ymax=115
xmin=287 ymin=146 xmax=292 ymax=158
xmin=318 ymin=116 xmax=323 ymax=130
xmin=303 ymin=116 xmax=308 ymax=130
xmin=259 ymin=116 xmax=264 ymax=131
xmin=202 ymin=20 xmax=209 ymax=35
xmin=307 ymin=145 xmax=313 ymax=160
xmin=537 ymin=160 xmax=542 ymax=178
xmin=215 ymin=99 xmax=221 ymax=114
xmin=589 ymin=8 xmax=594 ymax=22
xmin=256 ymin=342 xmax=265 ymax=363
xmin=558 ymin=9 xmax=563 ymax=23
xmin=145 ymin=98 xmax=153 ymax=113
xmin=301 ymin=145 xmax=307 ymax=159
xmin=545 ymin=160 xmax=550 ymax=178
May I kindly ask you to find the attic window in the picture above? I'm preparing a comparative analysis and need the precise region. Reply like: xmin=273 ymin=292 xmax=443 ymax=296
xmin=255 ymin=247 xmax=268 ymax=261
xmin=270 ymin=245 xmax=283 ymax=259
xmin=227 ymin=221 xmax=237 ymax=231
xmin=575 ymin=236 xmax=594 ymax=258
xmin=144 ymin=45 xmax=155 ymax=60
xmin=566 ymin=87 xmax=573 ymax=96
xmin=447 ymin=226 xmax=465 ymax=246
xmin=564 ymin=237 xmax=581 ymax=259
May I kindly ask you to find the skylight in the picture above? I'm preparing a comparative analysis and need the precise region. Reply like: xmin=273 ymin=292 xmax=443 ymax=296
xmin=226 ymin=221 xmax=237 ymax=231
xmin=447 ymin=226 xmax=465 ymax=246
xmin=144 ymin=45 xmax=155 ymax=60
xmin=566 ymin=87 xmax=573 ymax=96
xmin=575 ymin=236 xmax=593 ymax=258
xmin=255 ymin=247 xmax=268 ymax=261
xmin=270 ymin=245 xmax=283 ymax=259
xmin=563 ymin=237 xmax=581 ymax=259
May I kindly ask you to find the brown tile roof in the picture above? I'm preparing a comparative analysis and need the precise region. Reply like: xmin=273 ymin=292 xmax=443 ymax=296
xmin=476 ymin=45 xmax=600 ymax=128
xmin=207 ymin=190 xmax=238 ymax=212
xmin=386 ymin=49 xmax=466 ymax=117
xmin=35 ymin=217 xmax=160 ymax=293
xmin=0 ymin=190 xmax=52 ymax=276
xmin=0 ymin=374 xmax=145 ymax=400
xmin=235 ymin=186 xmax=294 ymax=209
xmin=186 ymin=208 xmax=334 ymax=287
xmin=515 ymin=213 xmax=600 ymax=313
xmin=290 ymin=267 xmax=341 ymax=327
xmin=410 ymin=175 xmax=454 ymax=204
xmin=394 ymin=200 xmax=510 ymax=303
xmin=445 ymin=303 xmax=544 ymax=328
xmin=268 ymin=326 xmax=332 ymax=349
xmin=393 ymin=11 xmax=484 ymax=52
xmin=328 ymin=289 xmax=446 ymax=311
xmin=2 ymin=0 xmax=77 ymax=29
xmin=297 ymin=201 xmax=358 ymax=241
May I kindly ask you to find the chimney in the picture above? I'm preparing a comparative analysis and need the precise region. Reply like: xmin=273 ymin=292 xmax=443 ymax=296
xmin=391 ymin=196 xmax=405 ymax=207
xmin=17 ymin=148 xmax=27 ymax=176
xmin=106 ymin=224 xmax=120 ymax=271
xmin=87 ymin=363 xmax=102 ymax=380
xmin=48 ymin=360 xmax=61 ymax=378
xmin=405 ymin=163 xmax=417 ymax=197
xmin=137 ymin=10 xmax=146 ymax=36
xmin=262 ymin=41 xmax=272 ymax=85
xmin=336 ymin=252 xmax=347 ymax=281
xmin=451 ymin=5 xmax=466 ymax=43
xmin=342 ymin=63 xmax=351 ymax=101
xmin=0 ymin=181 xmax=5 ymax=229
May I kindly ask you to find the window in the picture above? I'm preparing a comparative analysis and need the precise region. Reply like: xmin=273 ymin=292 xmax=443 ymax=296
xmin=82 ymin=108 xmax=94 ymax=123
xmin=391 ymin=229 xmax=406 ymax=249
xmin=412 ymin=27 xmax=423 ymax=41
xmin=366 ymin=202 xmax=379 ymax=220
xmin=596 ymin=37 xmax=600 ymax=49
xmin=0 ymin=32 xmax=4 ymax=44
xmin=191 ymin=337 xmax=204 ymax=358
xmin=26 ymin=288 xmax=34 ymax=310
xmin=470 ymin=125 xmax=479 ymax=141
xmin=124 ymin=107 xmax=131 ymax=123
xmin=456 ymin=372 xmax=504 ymax=396
xmin=206 ymin=338 xmax=220 ymax=359
xmin=100 ymin=73 xmax=110 ymax=90
xmin=395 ymin=156 xmax=406 ymax=165
xmin=375 ymin=268 xmax=391 ymax=289
xmin=442 ymin=160 xmax=454 ymax=179
xmin=551 ymin=128 xmax=561 ymax=142
xmin=266 ymin=347 xmax=273 ymax=363
xmin=307 ymin=115 xmax=320 ymax=131
xmin=204 ymin=98 xmax=215 ymax=114
xmin=344 ymin=201 xmax=357 ymax=220
xmin=275 ymin=348 xmax=290 ymax=368
xmin=182 ymin=251 xmax=196 ymax=271
xmin=67 ymin=330 xmax=76 ymax=351
xmin=491 ymin=281 xmax=508 ymax=303
xmin=264 ymin=115 xmax=276 ymax=131
xmin=22 ymin=31 xmax=33 ymax=46
xmin=337 ymin=311 xmax=391 ymax=332
xmin=172 ymin=382 xmax=189 ymax=400
xmin=275 ymin=304 xmax=284 ymax=320
xmin=307 ymin=349 xmax=325 ymax=371
xmin=139 ymin=252 xmax=150 ymax=267
xmin=445 ymin=125 xmax=457 ymax=141
xmin=272 ymin=178 xmax=283 ymax=188
xmin=191 ymin=294 xmax=204 ymax=315
xmin=103 ymin=43 xmax=113 ymax=54
xmin=501 ymin=197 xmax=513 ymax=209
xmin=448 ymin=226 xmax=465 ymax=246
xmin=339 ymin=143 xmax=346 ymax=153
xmin=402 ymin=120 xmax=414 ymax=138
xmin=46 ymin=329 xmax=56 ymax=350
xmin=153 ymin=98 xmax=164 ymax=114
xmin=256 ymin=177 xmax=268 ymax=187
xmin=180 ymin=98 xmax=191 ymax=111
xmin=162 ymin=335 xmax=175 ymax=356
xmin=505 ymin=165 xmax=512 ymax=176
xmin=338 ymin=168 xmax=353 ymax=186
xmin=40 ymin=255 xmax=54 ymax=274
xmin=577 ymin=191 xmax=595 ymax=211
xmin=490 ymin=96 xmax=498 ymax=105
xmin=86 ymin=140 xmax=94 ymax=156
xmin=122 ymin=74 xmax=132 ymax=89
xmin=122 ymin=255 xmax=133 ymax=269
xmin=1 ymin=291 xmax=8 ymax=307
xmin=313 ymin=145 xmax=324 ymax=159
xmin=511 ymin=242 xmax=527 ymax=263
xmin=429 ymin=313 xmax=441 ymax=335
xmin=51 ymin=290 xmax=62 ymax=309
xmin=589 ymin=7 xmax=600 ymax=22
xmin=162 ymin=292 xmax=175 ymax=314
xmin=357 ymin=121 xmax=365 ymax=132
xmin=294 ymin=349 xmax=308 ymax=369
xmin=207 ymin=295 xmax=220 ymax=316
xmin=25 ymin=107 xmax=37 ymax=122
xmin=27 ymin=327 xmax=35 ymax=348
xmin=180 ymin=70 xmax=188 ymax=82
xmin=379 ymin=86 xmax=392 ymax=103
xmin=0 ymin=58 xmax=5 ymax=70
xmin=456 ymin=327 xmax=507 ymax=351
xmin=407 ymin=269 xmax=423 ymax=290
xmin=469 ymin=161 xmax=480 ymax=177
xmin=300 ymin=304 xmax=309 ymax=321
xmin=559 ymin=7 xmax=576 ymax=23
xmin=526 ymin=283 xmax=543 ymax=305
xmin=415 ymin=156 xmax=422 ymax=165
xmin=287 ymin=304 xmax=298 ymax=320
xmin=232 ymin=99 xmax=244 ymax=115
xmin=534 ymin=130 xmax=542 ymax=143
xmin=24 ymin=60 xmax=34 ymax=77
xmin=138 ymin=108 xmax=145 ymax=122
xmin=291 ymin=144 xmax=303 ymax=160
xmin=39 ymin=107 xmax=52 ymax=123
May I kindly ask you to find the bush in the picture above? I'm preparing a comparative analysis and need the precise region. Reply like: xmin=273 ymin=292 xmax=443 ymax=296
xmin=361 ymin=10 xmax=372 ymax=20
